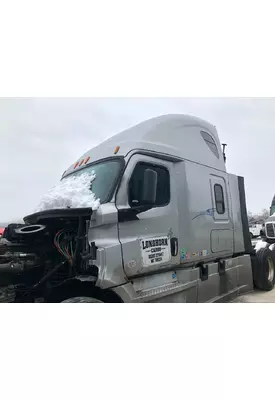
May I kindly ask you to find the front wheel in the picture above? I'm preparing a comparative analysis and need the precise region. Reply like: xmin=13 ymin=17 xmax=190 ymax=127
xmin=61 ymin=296 xmax=103 ymax=303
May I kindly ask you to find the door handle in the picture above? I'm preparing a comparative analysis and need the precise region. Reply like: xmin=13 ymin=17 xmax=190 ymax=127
xmin=171 ymin=237 xmax=178 ymax=257
xmin=200 ymin=263 xmax=209 ymax=281
xmin=218 ymin=260 xmax=226 ymax=276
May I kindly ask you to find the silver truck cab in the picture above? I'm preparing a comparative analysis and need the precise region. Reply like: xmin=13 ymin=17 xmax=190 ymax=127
xmin=60 ymin=114 xmax=254 ymax=302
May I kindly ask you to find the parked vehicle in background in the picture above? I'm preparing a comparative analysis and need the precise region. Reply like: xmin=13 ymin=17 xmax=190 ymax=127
xmin=0 ymin=228 xmax=5 ymax=239
xmin=249 ymin=223 xmax=263 ymax=238
xmin=261 ymin=196 xmax=275 ymax=240
xmin=270 ymin=195 xmax=275 ymax=216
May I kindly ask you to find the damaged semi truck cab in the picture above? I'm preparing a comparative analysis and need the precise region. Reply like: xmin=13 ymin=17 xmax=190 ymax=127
xmin=1 ymin=114 xmax=274 ymax=302
xmin=58 ymin=114 xmax=257 ymax=302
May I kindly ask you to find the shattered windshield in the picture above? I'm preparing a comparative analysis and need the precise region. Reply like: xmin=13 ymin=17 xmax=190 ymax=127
xmin=63 ymin=159 xmax=123 ymax=203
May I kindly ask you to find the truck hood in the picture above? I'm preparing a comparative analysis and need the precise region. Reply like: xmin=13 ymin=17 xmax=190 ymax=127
xmin=24 ymin=207 xmax=94 ymax=225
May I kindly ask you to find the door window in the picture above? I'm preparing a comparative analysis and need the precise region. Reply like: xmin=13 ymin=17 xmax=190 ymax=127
xmin=214 ymin=184 xmax=225 ymax=214
xmin=129 ymin=162 xmax=170 ymax=207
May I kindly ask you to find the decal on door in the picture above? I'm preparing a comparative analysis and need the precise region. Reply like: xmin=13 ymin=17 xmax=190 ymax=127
xmin=140 ymin=236 xmax=171 ymax=267
xmin=180 ymin=248 xmax=186 ymax=260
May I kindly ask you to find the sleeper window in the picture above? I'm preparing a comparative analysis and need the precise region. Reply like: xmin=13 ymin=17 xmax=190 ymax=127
xmin=129 ymin=163 xmax=170 ymax=207
xmin=201 ymin=131 xmax=220 ymax=159
xmin=214 ymin=184 xmax=225 ymax=214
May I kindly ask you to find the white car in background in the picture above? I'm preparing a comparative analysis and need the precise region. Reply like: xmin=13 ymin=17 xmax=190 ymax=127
xmin=249 ymin=223 xmax=264 ymax=238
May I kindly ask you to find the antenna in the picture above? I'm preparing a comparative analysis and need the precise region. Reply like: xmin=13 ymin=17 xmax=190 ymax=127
xmin=221 ymin=143 xmax=227 ymax=163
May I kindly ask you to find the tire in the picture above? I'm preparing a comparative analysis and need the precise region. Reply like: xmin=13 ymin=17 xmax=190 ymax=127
xmin=61 ymin=296 xmax=103 ymax=303
xmin=253 ymin=247 xmax=275 ymax=291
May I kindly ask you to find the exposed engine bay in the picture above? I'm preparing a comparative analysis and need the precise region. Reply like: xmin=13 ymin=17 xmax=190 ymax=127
xmin=0 ymin=208 xmax=97 ymax=302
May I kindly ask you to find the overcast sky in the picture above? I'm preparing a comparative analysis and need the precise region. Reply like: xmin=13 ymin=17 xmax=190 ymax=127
xmin=0 ymin=97 xmax=274 ymax=222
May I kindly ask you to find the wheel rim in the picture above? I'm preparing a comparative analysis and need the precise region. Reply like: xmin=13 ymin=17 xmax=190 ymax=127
xmin=267 ymin=257 xmax=275 ymax=282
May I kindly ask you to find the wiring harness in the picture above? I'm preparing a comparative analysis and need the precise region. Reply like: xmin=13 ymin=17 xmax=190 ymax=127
xmin=54 ymin=230 xmax=76 ymax=266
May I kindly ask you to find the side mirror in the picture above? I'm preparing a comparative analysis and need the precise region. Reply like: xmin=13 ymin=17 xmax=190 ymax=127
xmin=142 ymin=168 xmax=157 ymax=205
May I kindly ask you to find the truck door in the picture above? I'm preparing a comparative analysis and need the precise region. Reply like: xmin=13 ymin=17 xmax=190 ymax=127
xmin=197 ymin=174 xmax=235 ymax=302
xmin=209 ymin=174 xmax=234 ymax=254
xmin=116 ymin=154 xmax=180 ymax=278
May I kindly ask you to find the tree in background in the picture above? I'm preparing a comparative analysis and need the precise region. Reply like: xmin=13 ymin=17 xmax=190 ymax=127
xmin=248 ymin=209 xmax=269 ymax=224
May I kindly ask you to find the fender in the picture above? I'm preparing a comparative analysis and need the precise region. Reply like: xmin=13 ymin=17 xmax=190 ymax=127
xmin=45 ymin=276 xmax=123 ymax=303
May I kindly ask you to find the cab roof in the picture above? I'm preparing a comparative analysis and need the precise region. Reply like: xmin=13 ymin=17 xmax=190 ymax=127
xmin=64 ymin=114 xmax=225 ymax=177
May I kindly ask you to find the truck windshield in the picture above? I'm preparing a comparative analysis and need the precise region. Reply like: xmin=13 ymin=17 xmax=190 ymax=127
xmin=63 ymin=159 xmax=123 ymax=203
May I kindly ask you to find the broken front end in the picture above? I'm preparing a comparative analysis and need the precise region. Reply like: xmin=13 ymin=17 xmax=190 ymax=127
xmin=0 ymin=208 xmax=101 ymax=302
